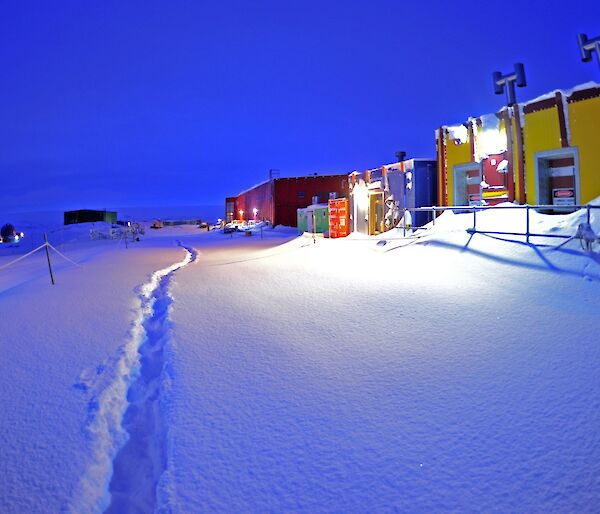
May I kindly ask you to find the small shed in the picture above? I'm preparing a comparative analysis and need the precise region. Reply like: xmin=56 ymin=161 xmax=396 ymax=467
xmin=64 ymin=209 xmax=117 ymax=225
xmin=297 ymin=204 xmax=329 ymax=235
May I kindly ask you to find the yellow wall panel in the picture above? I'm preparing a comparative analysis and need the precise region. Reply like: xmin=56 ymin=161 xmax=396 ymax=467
xmin=444 ymin=134 xmax=472 ymax=204
xmin=568 ymin=96 xmax=600 ymax=204
xmin=523 ymin=108 xmax=561 ymax=203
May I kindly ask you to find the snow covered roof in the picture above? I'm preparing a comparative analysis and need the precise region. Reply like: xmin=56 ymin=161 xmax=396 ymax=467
xmin=521 ymin=81 xmax=599 ymax=107
xmin=302 ymin=203 xmax=329 ymax=211
xmin=235 ymin=172 xmax=348 ymax=197
xmin=440 ymin=81 xmax=600 ymax=129
xmin=236 ymin=179 xmax=270 ymax=197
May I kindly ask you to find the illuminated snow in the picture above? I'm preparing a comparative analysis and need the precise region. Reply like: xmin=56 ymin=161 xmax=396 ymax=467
xmin=1 ymin=206 xmax=600 ymax=512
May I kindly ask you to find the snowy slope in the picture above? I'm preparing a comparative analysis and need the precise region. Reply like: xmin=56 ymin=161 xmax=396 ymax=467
xmin=1 ymin=207 xmax=600 ymax=512
xmin=0 ymin=227 xmax=188 ymax=513
xmin=166 ymin=209 xmax=600 ymax=512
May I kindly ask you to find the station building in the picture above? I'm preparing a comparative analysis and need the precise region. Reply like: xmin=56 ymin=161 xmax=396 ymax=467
xmin=349 ymin=159 xmax=437 ymax=235
xmin=226 ymin=174 xmax=348 ymax=227
xmin=436 ymin=82 xmax=600 ymax=209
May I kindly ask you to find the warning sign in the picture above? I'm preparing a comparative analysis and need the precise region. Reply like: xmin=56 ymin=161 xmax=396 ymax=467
xmin=552 ymin=188 xmax=575 ymax=207
xmin=468 ymin=194 xmax=481 ymax=206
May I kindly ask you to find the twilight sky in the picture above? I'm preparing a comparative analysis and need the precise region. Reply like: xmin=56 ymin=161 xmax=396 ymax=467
xmin=1 ymin=0 xmax=598 ymax=213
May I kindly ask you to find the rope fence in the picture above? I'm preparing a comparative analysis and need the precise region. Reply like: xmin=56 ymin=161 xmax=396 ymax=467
xmin=0 ymin=234 xmax=83 ymax=285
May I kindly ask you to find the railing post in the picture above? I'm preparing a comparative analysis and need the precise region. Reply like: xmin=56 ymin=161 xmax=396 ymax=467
xmin=403 ymin=208 xmax=406 ymax=237
xmin=432 ymin=207 xmax=435 ymax=226
xmin=472 ymin=207 xmax=477 ymax=232
xmin=526 ymin=205 xmax=530 ymax=244
xmin=587 ymin=204 xmax=591 ymax=225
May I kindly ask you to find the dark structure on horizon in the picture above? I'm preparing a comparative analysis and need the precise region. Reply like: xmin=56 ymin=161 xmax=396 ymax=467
xmin=64 ymin=209 xmax=117 ymax=225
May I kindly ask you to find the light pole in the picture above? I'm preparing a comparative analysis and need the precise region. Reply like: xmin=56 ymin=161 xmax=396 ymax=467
xmin=578 ymin=33 xmax=600 ymax=70
xmin=493 ymin=63 xmax=527 ymax=106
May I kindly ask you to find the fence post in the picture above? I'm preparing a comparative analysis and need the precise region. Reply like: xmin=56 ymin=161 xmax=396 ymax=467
xmin=403 ymin=208 xmax=407 ymax=237
xmin=472 ymin=207 xmax=477 ymax=232
xmin=44 ymin=233 xmax=55 ymax=285
xmin=432 ymin=207 xmax=435 ymax=226
xmin=526 ymin=205 xmax=530 ymax=244
xmin=587 ymin=205 xmax=591 ymax=225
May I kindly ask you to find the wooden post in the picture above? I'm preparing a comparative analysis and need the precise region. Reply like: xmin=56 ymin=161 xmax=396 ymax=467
xmin=44 ymin=233 xmax=55 ymax=285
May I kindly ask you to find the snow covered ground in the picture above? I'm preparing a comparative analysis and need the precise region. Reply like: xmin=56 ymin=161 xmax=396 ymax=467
xmin=1 ymin=206 xmax=600 ymax=512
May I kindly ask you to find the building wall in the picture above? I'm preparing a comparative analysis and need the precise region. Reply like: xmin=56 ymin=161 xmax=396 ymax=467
xmin=438 ymin=83 xmax=600 ymax=207
xmin=510 ymin=114 xmax=524 ymax=203
xmin=567 ymin=91 xmax=600 ymax=204
xmin=234 ymin=181 xmax=272 ymax=222
xmin=64 ymin=210 xmax=117 ymax=225
xmin=225 ymin=197 xmax=237 ymax=222
xmin=273 ymin=175 xmax=348 ymax=227
xmin=523 ymin=105 xmax=562 ymax=204
xmin=443 ymin=130 xmax=472 ymax=205
xmin=227 ymin=174 xmax=349 ymax=227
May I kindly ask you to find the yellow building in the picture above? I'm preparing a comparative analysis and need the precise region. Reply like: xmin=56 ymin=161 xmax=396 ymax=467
xmin=437 ymin=82 xmax=600 ymax=208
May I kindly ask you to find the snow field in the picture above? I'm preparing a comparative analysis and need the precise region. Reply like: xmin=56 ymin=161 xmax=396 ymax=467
xmin=1 ymin=208 xmax=600 ymax=512
xmin=165 ymin=211 xmax=600 ymax=511
xmin=0 ymin=228 xmax=189 ymax=514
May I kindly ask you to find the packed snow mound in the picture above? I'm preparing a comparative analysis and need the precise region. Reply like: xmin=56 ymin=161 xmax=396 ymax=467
xmin=271 ymin=225 xmax=298 ymax=234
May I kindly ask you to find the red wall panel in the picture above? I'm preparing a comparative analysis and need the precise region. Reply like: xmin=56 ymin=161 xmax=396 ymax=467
xmin=228 ymin=174 xmax=349 ymax=227
xmin=273 ymin=175 xmax=348 ymax=227
xmin=235 ymin=181 xmax=272 ymax=222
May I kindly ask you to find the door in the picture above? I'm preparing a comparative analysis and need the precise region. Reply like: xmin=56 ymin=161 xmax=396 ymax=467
xmin=453 ymin=163 xmax=483 ymax=206
xmin=534 ymin=148 xmax=579 ymax=212
xmin=369 ymin=192 xmax=385 ymax=235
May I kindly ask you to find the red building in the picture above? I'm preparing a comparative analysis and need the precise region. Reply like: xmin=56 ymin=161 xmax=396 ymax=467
xmin=226 ymin=174 xmax=349 ymax=227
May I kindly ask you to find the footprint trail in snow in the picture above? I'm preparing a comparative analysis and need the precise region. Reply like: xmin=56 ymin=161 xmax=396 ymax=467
xmin=69 ymin=243 xmax=197 ymax=514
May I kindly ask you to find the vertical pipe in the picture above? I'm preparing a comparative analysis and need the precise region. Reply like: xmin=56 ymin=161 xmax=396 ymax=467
xmin=526 ymin=205 xmax=530 ymax=244
xmin=513 ymin=107 xmax=526 ymax=204
xmin=44 ymin=233 xmax=55 ymax=285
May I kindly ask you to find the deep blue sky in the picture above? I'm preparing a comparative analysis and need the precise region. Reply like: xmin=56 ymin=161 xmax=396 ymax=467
xmin=1 ymin=0 xmax=598 ymax=212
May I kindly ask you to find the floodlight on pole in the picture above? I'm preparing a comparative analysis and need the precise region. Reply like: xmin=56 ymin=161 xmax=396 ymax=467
xmin=578 ymin=33 xmax=600 ymax=69
xmin=492 ymin=63 xmax=527 ymax=106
